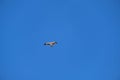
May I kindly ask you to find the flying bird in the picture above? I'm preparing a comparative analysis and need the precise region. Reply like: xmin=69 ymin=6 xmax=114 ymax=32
xmin=44 ymin=41 xmax=57 ymax=47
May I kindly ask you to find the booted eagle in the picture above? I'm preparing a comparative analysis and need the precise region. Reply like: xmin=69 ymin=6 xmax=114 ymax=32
xmin=44 ymin=41 xmax=57 ymax=47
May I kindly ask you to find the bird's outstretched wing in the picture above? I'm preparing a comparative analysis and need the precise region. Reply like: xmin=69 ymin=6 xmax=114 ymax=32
xmin=44 ymin=42 xmax=50 ymax=45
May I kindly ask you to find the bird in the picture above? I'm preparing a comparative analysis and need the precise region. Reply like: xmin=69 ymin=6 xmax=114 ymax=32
xmin=44 ymin=41 xmax=57 ymax=47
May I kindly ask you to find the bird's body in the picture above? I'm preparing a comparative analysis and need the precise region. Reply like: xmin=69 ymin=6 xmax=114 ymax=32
xmin=44 ymin=41 xmax=57 ymax=47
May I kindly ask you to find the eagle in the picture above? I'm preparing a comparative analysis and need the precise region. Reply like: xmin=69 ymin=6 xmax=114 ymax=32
xmin=44 ymin=41 xmax=57 ymax=47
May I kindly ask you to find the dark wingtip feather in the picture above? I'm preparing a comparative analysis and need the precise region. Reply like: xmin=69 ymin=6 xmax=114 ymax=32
xmin=44 ymin=43 xmax=46 ymax=45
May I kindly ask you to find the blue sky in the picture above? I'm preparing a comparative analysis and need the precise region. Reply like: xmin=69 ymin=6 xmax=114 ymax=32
xmin=1 ymin=0 xmax=120 ymax=80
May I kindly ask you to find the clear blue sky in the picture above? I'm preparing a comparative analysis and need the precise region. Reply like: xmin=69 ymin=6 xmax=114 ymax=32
xmin=1 ymin=0 xmax=120 ymax=80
